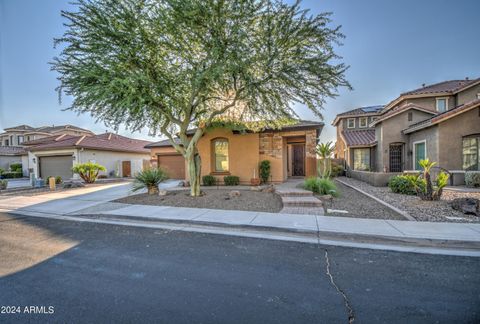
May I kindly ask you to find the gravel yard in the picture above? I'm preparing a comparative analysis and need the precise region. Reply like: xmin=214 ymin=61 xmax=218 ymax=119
xmin=115 ymin=189 xmax=283 ymax=213
xmin=337 ymin=177 xmax=480 ymax=223
xmin=318 ymin=181 xmax=406 ymax=220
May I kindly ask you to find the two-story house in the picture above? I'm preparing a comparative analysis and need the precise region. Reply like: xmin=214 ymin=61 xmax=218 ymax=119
xmin=333 ymin=78 xmax=480 ymax=184
xmin=332 ymin=105 xmax=383 ymax=171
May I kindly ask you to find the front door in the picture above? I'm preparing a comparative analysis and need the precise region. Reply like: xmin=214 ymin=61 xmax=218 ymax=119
xmin=389 ymin=144 xmax=403 ymax=172
xmin=122 ymin=161 xmax=131 ymax=177
xmin=292 ymin=144 xmax=305 ymax=176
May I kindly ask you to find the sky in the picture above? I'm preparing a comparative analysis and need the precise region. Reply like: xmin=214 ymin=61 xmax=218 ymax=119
xmin=0 ymin=0 xmax=479 ymax=143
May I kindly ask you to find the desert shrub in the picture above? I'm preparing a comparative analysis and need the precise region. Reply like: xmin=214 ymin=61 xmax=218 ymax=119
xmin=303 ymin=177 xmax=339 ymax=197
xmin=408 ymin=159 xmax=449 ymax=201
xmin=2 ymin=171 xmax=23 ymax=179
xmin=9 ymin=163 xmax=22 ymax=172
xmin=330 ymin=163 xmax=344 ymax=177
xmin=224 ymin=175 xmax=240 ymax=186
xmin=388 ymin=175 xmax=422 ymax=195
xmin=259 ymin=160 xmax=271 ymax=184
xmin=72 ymin=162 xmax=107 ymax=183
xmin=0 ymin=179 xmax=7 ymax=190
xmin=55 ymin=176 xmax=63 ymax=184
xmin=132 ymin=168 xmax=169 ymax=195
xmin=202 ymin=175 xmax=216 ymax=186
xmin=0 ymin=167 xmax=4 ymax=175
xmin=465 ymin=171 xmax=480 ymax=188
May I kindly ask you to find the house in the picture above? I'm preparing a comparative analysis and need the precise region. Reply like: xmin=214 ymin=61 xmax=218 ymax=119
xmin=332 ymin=105 xmax=384 ymax=171
xmin=145 ymin=120 xmax=324 ymax=184
xmin=26 ymin=133 xmax=152 ymax=180
xmin=333 ymin=78 xmax=480 ymax=185
xmin=0 ymin=124 xmax=94 ymax=174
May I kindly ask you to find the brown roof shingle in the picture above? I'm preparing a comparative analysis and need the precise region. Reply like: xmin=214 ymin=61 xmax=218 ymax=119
xmin=401 ymin=78 xmax=480 ymax=96
xmin=341 ymin=129 xmax=376 ymax=147
xmin=0 ymin=146 xmax=27 ymax=156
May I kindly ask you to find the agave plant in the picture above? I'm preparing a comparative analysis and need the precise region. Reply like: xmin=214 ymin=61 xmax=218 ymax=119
xmin=409 ymin=159 xmax=449 ymax=201
xmin=316 ymin=142 xmax=335 ymax=179
xmin=132 ymin=168 xmax=169 ymax=195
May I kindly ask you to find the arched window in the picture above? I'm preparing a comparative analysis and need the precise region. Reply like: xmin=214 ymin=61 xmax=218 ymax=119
xmin=212 ymin=138 xmax=229 ymax=172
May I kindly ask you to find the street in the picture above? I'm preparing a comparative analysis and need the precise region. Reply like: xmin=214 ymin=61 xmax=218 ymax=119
xmin=0 ymin=212 xmax=479 ymax=324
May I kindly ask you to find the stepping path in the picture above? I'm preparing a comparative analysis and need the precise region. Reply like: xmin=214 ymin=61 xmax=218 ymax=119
xmin=276 ymin=184 xmax=324 ymax=215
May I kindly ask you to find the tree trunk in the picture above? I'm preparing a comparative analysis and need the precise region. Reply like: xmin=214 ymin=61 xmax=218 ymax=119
xmin=186 ymin=150 xmax=202 ymax=197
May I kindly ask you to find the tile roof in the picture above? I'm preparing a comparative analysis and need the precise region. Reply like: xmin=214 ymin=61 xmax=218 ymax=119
xmin=1 ymin=124 xmax=94 ymax=135
xmin=0 ymin=146 xmax=27 ymax=156
xmin=401 ymin=78 xmax=480 ymax=96
xmin=371 ymin=103 xmax=436 ymax=126
xmin=341 ymin=129 xmax=376 ymax=147
xmin=145 ymin=138 xmax=182 ymax=148
xmin=27 ymin=133 xmax=152 ymax=154
xmin=336 ymin=105 xmax=384 ymax=117
xmin=3 ymin=125 xmax=35 ymax=131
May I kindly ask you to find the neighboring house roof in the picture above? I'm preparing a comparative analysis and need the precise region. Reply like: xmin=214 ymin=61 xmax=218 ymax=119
xmin=403 ymin=99 xmax=480 ymax=134
xmin=3 ymin=124 xmax=35 ymax=132
xmin=27 ymin=133 xmax=152 ymax=154
xmin=332 ymin=105 xmax=384 ymax=126
xmin=370 ymin=103 xmax=436 ymax=127
xmin=383 ymin=78 xmax=480 ymax=111
xmin=146 ymin=120 xmax=324 ymax=148
xmin=340 ymin=129 xmax=376 ymax=147
xmin=22 ymin=134 xmax=72 ymax=146
xmin=0 ymin=146 xmax=27 ymax=156
xmin=1 ymin=124 xmax=94 ymax=136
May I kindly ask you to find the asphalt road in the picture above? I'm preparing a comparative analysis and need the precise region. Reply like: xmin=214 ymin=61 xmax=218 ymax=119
xmin=0 ymin=212 xmax=479 ymax=324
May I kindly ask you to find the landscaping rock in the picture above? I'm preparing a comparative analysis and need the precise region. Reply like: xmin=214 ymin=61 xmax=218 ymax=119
xmin=450 ymin=198 xmax=480 ymax=216
xmin=261 ymin=185 xmax=276 ymax=193
xmin=158 ymin=189 xmax=167 ymax=196
xmin=62 ymin=181 xmax=85 ymax=189
xmin=229 ymin=190 xmax=241 ymax=198
xmin=250 ymin=186 xmax=261 ymax=191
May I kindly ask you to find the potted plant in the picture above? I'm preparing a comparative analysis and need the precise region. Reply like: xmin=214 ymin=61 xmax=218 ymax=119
xmin=250 ymin=168 xmax=260 ymax=186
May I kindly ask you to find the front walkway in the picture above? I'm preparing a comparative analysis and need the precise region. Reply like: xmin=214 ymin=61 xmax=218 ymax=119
xmin=276 ymin=179 xmax=324 ymax=215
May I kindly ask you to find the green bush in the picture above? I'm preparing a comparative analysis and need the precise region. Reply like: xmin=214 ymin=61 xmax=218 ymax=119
xmin=330 ymin=163 xmax=344 ymax=177
xmin=259 ymin=160 xmax=271 ymax=184
xmin=0 ymin=179 xmax=7 ymax=190
xmin=202 ymin=175 xmax=216 ymax=186
xmin=72 ymin=162 xmax=107 ymax=183
xmin=465 ymin=171 xmax=480 ymax=188
xmin=132 ymin=168 xmax=169 ymax=194
xmin=0 ymin=167 xmax=5 ymax=175
xmin=388 ymin=175 xmax=422 ymax=195
xmin=224 ymin=175 xmax=240 ymax=186
xmin=9 ymin=163 xmax=22 ymax=172
xmin=303 ymin=177 xmax=339 ymax=197
xmin=2 ymin=171 xmax=23 ymax=179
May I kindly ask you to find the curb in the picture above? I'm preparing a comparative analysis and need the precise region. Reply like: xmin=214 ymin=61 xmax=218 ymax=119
xmin=335 ymin=178 xmax=416 ymax=221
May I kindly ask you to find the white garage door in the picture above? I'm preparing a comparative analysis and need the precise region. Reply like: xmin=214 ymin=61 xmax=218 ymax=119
xmin=39 ymin=155 xmax=73 ymax=180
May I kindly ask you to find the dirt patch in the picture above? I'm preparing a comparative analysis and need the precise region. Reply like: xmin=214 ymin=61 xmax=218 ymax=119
xmin=115 ymin=189 xmax=283 ymax=213
xmin=317 ymin=181 xmax=406 ymax=220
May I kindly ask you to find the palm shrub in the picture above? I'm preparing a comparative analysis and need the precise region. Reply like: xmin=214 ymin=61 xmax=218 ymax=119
xmin=303 ymin=177 xmax=339 ymax=197
xmin=132 ymin=168 xmax=169 ymax=195
xmin=259 ymin=160 xmax=271 ymax=184
xmin=72 ymin=162 xmax=106 ymax=183
xmin=316 ymin=142 xmax=335 ymax=178
xmin=408 ymin=159 xmax=449 ymax=201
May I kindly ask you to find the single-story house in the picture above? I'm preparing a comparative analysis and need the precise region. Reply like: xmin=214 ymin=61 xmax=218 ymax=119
xmin=145 ymin=120 xmax=324 ymax=184
xmin=26 ymin=133 xmax=152 ymax=180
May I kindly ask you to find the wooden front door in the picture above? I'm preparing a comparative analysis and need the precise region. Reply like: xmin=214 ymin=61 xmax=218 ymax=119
xmin=292 ymin=144 xmax=305 ymax=176
xmin=122 ymin=161 xmax=131 ymax=177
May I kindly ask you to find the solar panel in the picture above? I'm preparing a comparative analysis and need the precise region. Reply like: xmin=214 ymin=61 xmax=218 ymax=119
xmin=361 ymin=105 xmax=383 ymax=112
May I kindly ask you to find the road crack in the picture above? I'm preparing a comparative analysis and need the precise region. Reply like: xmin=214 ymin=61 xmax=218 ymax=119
xmin=324 ymin=249 xmax=355 ymax=324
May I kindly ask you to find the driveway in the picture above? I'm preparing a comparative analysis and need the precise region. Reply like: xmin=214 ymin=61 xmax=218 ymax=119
xmin=0 ymin=215 xmax=479 ymax=324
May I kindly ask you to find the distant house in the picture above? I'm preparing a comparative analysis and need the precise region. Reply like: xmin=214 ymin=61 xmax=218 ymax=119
xmin=333 ymin=78 xmax=480 ymax=185
xmin=26 ymin=133 xmax=152 ymax=180
xmin=0 ymin=124 xmax=94 ymax=174
xmin=145 ymin=120 xmax=324 ymax=183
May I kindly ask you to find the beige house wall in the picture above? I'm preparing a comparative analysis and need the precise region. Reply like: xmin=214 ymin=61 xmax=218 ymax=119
xmin=457 ymin=83 xmax=480 ymax=105
xmin=78 ymin=149 xmax=149 ymax=177
xmin=407 ymin=126 xmax=439 ymax=170
xmin=438 ymin=107 xmax=480 ymax=170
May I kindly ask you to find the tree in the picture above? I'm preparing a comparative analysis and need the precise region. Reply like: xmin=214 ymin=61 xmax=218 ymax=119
xmin=52 ymin=0 xmax=350 ymax=196
xmin=316 ymin=141 xmax=334 ymax=178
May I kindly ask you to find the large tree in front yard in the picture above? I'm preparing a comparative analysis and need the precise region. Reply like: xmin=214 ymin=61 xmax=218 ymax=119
xmin=52 ymin=0 xmax=350 ymax=196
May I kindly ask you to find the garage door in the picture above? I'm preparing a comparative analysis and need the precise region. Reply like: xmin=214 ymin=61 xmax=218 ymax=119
xmin=39 ymin=155 xmax=73 ymax=180
xmin=158 ymin=154 xmax=185 ymax=179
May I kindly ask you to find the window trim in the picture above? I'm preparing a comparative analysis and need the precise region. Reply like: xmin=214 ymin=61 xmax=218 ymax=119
xmin=412 ymin=139 xmax=427 ymax=171
xmin=347 ymin=118 xmax=355 ymax=129
xmin=435 ymin=97 xmax=448 ymax=112
xmin=211 ymin=137 xmax=230 ymax=174
xmin=359 ymin=117 xmax=368 ymax=128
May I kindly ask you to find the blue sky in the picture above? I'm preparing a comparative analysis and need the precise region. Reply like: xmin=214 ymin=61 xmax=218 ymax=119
xmin=0 ymin=0 xmax=479 ymax=142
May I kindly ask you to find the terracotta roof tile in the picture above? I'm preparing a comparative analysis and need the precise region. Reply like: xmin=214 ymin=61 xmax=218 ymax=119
xmin=341 ymin=129 xmax=376 ymax=147
xmin=0 ymin=146 xmax=26 ymax=156
xmin=401 ymin=78 xmax=480 ymax=96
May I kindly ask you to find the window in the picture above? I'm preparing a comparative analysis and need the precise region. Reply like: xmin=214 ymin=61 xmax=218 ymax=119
xmin=9 ymin=135 xmax=13 ymax=146
xmin=18 ymin=135 xmax=24 ymax=144
xmin=413 ymin=140 xmax=426 ymax=170
xmin=359 ymin=117 xmax=368 ymax=128
xmin=212 ymin=138 xmax=229 ymax=172
xmin=347 ymin=118 xmax=355 ymax=128
xmin=407 ymin=112 xmax=413 ymax=121
xmin=353 ymin=148 xmax=370 ymax=171
xmin=463 ymin=137 xmax=479 ymax=171
xmin=4 ymin=139 xmax=9 ymax=146
xmin=436 ymin=98 xmax=448 ymax=113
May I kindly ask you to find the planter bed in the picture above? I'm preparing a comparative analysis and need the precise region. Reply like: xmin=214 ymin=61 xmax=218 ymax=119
xmin=337 ymin=176 xmax=480 ymax=223
xmin=115 ymin=189 xmax=283 ymax=213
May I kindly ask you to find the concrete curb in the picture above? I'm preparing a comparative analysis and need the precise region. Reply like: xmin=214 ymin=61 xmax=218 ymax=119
xmin=335 ymin=178 xmax=416 ymax=221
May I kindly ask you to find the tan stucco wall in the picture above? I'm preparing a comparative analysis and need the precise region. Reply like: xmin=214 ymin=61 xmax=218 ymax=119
xmin=404 ymin=96 xmax=455 ymax=112
xmin=457 ymin=83 xmax=480 ymax=105
xmin=407 ymin=126 xmax=439 ymax=170
xmin=438 ymin=107 xmax=480 ymax=170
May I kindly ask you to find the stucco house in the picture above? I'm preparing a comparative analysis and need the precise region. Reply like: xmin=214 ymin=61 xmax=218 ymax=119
xmin=25 ymin=133 xmax=152 ymax=180
xmin=146 ymin=120 xmax=324 ymax=184
xmin=0 ymin=124 xmax=94 ymax=175
xmin=333 ymin=78 xmax=480 ymax=185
